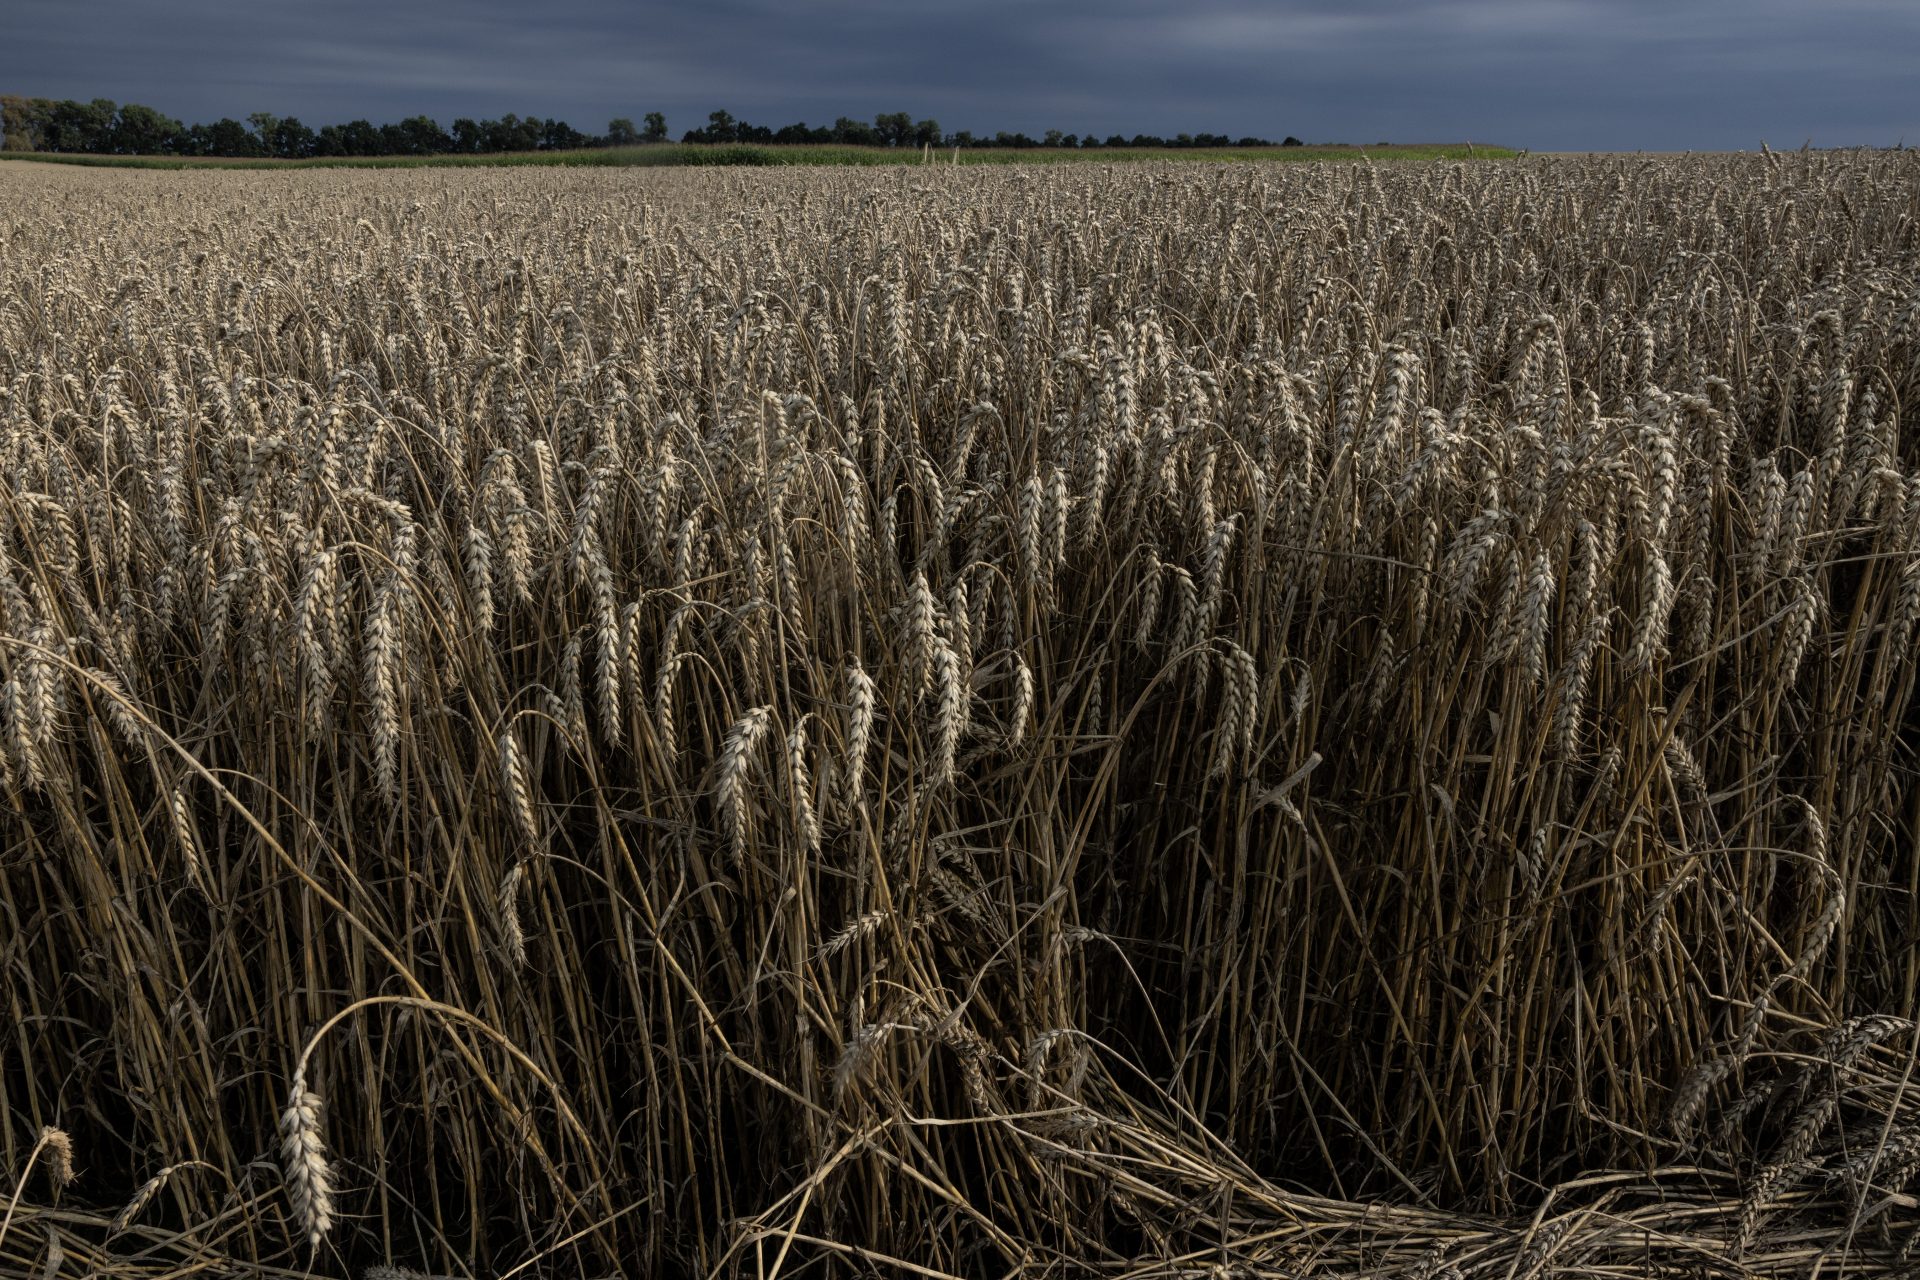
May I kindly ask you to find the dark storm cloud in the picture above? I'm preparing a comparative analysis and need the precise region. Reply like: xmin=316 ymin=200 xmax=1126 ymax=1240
xmin=4 ymin=0 xmax=1915 ymax=150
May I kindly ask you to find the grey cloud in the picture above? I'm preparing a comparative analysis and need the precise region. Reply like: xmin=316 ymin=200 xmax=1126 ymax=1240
xmin=2 ymin=0 xmax=1914 ymax=150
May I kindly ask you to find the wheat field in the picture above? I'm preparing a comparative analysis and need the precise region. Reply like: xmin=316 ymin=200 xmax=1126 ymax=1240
xmin=1 ymin=152 xmax=1918 ymax=1278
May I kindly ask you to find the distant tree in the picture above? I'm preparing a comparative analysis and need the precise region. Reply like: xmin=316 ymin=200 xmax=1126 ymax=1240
xmin=483 ymin=114 xmax=538 ymax=151
xmin=1106 ymin=135 xmax=1127 ymax=148
xmin=538 ymin=118 xmax=586 ymax=150
xmin=949 ymin=130 xmax=975 ymax=149
xmin=912 ymin=118 xmax=941 ymax=148
xmin=1281 ymin=135 xmax=1303 ymax=147
xmin=270 ymin=116 xmax=316 ymax=158
xmin=1060 ymin=134 xmax=1078 ymax=149
xmin=393 ymin=115 xmax=450 ymax=154
xmin=606 ymin=117 xmax=639 ymax=146
xmin=1043 ymin=129 xmax=1064 ymax=148
xmin=206 ymin=117 xmax=260 ymax=156
xmin=81 ymin=98 xmax=120 ymax=150
xmin=704 ymin=109 xmax=737 ymax=143
xmin=113 ymin=102 xmax=182 ymax=154
xmin=42 ymin=98 xmax=118 ymax=152
xmin=642 ymin=111 xmax=667 ymax=142
xmin=0 ymin=96 xmax=50 ymax=151
xmin=832 ymin=117 xmax=878 ymax=146
xmin=248 ymin=111 xmax=280 ymax=150
xmin=339 ymin=119 xmax=385 ymax=155
xmin=451 ymin=118 xmax=482 ymax=153
xmin=874 ymin=111 xmax=912 ymax=147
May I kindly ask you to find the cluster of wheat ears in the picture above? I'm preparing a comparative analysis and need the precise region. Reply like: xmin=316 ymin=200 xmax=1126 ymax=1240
xmin=1 ymin=152 xmax=1918 ymax=1278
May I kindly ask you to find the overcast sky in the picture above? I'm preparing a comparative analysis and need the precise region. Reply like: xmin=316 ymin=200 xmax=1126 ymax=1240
xmin=4 ymin=0 xmax=1915 ymax=151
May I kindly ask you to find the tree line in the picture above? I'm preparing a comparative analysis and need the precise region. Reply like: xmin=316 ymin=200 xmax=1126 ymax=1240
xmin=680 ymin=109 xmax=1298 ymax=151
xmin=0 ymin=97 xmax=670 ymax=158
xmin=0 ymin=96 xmax=1304 ymax=158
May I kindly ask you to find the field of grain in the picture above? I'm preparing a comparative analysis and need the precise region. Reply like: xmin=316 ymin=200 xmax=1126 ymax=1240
xmin=1 ymin=153 xmax=1918 ymax=1279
